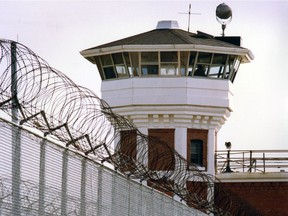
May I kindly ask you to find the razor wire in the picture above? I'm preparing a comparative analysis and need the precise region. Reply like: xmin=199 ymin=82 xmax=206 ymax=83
xmin=0 ymin=39 xmax=263 ymax=215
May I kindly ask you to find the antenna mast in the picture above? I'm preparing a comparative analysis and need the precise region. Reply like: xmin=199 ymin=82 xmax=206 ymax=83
xmin=188 ymin=4 xmax=191 ymax=32
xmin=179 ymin=3 xmax=201 ymax=32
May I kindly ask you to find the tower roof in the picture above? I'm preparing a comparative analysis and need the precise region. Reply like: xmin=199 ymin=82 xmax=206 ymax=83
xmin=81 ymin=26 xmax=253 ymax=62
xmin=86 ymin=29 xmax=241 ymax=49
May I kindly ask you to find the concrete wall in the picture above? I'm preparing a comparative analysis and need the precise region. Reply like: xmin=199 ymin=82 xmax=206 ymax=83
xmin=101 ymin=77 xmax=233 ymax=110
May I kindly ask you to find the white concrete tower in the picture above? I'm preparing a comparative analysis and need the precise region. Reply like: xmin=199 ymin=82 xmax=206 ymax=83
xmin=81 ymin=20 xmax=253 ymax=177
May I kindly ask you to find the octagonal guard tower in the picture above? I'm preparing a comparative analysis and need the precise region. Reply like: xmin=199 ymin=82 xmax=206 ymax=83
xmin=80 ymin=20 xmax=253 ymax=176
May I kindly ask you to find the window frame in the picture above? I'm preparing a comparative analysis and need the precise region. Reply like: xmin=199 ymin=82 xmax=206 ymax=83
xmin=187 ymin=129 xmax=207 ymax=170
xmin=141 ymin=52 xmax=159 ymax=76
xmin=190 ymin=139 xmax=204 ymax=167
xmin=160 ymin=51 xmax=179 ymax=76
xmin=96 ymin=51 xmax=242 ymax=82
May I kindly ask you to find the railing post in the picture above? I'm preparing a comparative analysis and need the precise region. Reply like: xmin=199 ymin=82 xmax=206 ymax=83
xmin=249 ymin=150 xmax=253 ymax=173
xmin=214 ymin=152 xmax=217 ymax=174
xmin=242 ymin=152 xmax=245 ymax=172
xmin=263 ymin=153 xmax=266 ymax=174
xmin=254 ymin=160 xmax=257 ymax=172
xmin=223 ymin=150 xmax=232 ymax=173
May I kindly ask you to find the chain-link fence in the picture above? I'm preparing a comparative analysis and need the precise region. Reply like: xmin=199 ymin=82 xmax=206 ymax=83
xmin=0 ymin=118 xmax=205 ymax=216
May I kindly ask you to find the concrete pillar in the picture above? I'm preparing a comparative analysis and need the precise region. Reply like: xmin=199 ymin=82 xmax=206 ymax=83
xmin=175 ymin=128 xmax=187 ymax=159
xmin=205 ymin=128 xmax=216 ymax=216
xmin=207 ymin=129 xmax=216 ymax=175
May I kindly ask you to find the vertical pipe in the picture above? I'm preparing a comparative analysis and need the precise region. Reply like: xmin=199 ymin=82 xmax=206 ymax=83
xmin=11 ymin=41 xmax=21 ymax=216
xmin=61 ymin=150 xmax=68 ymax=216
xmin=38 ymin=139 xmax=46 ymax=215
xmin=80 ymin=158 xmax=87 ymax=216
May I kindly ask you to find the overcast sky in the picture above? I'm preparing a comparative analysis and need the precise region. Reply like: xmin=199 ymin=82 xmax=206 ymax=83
xmin=1 ymin=0 xmax=288 ymax=150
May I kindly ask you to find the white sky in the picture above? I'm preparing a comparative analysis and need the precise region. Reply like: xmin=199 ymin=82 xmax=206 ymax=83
xmin=1 ymin=0 xmax=288 ymax=150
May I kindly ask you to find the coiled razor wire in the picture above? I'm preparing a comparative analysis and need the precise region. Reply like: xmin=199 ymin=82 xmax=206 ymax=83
xmin=0 ymin=39 xmax=263 ymax=215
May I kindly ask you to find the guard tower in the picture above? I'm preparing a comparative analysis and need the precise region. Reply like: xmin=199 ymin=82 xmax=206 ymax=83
xmin=80 ymin=20 xmax=253 ymax=176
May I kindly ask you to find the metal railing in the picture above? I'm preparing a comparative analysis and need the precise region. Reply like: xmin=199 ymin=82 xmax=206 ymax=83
xmin=215 ymin=150 xmax=288 ymax=174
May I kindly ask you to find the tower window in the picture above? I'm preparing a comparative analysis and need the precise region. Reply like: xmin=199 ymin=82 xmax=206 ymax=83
xmin=141 ymin=52 xmax=159 ymax=75
xmin=160 ymin=51 xmax=178 ymax=75
xmin=103 ymin=67 xmax=116 ymax=79
xmin=142 ymin=65 xmax=158 ymax=75
xmin=190 ymin=139 xmax=203 ymax=167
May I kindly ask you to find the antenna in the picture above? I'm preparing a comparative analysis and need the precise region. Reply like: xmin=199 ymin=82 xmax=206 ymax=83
xmin=179 ymin=3 xmax=201 ymax=32
xmin=216 ymin=3 xmax=232 ymax=36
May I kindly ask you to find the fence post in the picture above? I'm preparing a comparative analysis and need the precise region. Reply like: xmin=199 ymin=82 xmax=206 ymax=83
xmin=11 ymin=40 xmax=22 ymax=216
xmin=128 ymin=179 xmax=131 ymax=216
xmin=96 ymin=165 xmax=103 ymax=215
xmin=61 ymin=149 xmax=68 ymax=216
xmin=80 ymin=158 xmax=87 ymax=216
xmin=139 ymin=184 xmax=143 ymax=215
xmin=38 ymin=139 xmax=46 ymax=216
xmin=111 ymin=171 xmax=117 ymax=216
xmin=11 ymin=126 xmax=21 ymax=216
xmin=11 ymin=41 xmax=18 ymax=123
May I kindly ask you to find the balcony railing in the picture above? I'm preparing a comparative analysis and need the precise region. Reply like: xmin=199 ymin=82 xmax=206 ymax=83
xmin=215 ymin=150 xmax=288 ymax=174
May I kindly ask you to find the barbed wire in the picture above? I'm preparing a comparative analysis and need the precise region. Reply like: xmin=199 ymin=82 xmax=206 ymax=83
xmin=0 ymin=39 xmax=264 ymax=215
